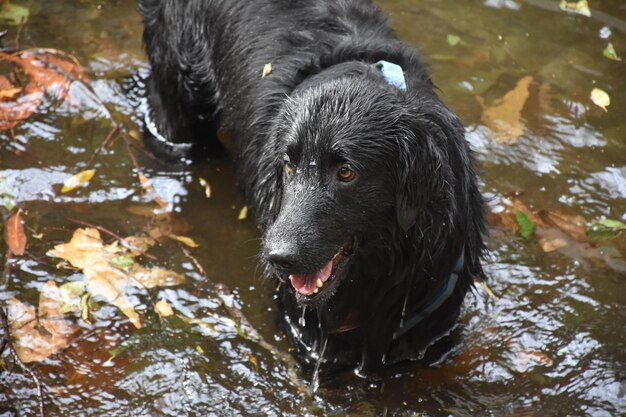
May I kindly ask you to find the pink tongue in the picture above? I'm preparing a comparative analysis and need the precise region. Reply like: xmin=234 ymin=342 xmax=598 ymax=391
xmin=289 ymin=259 xmax=333 ymax=296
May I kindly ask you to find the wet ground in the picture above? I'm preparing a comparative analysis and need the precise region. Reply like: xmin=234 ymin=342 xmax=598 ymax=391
xmin=1 ymin=0 xmax=625 ymax=416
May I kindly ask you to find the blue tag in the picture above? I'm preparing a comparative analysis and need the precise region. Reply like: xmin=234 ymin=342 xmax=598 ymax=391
xmin=375 ymin=60 xmax=407 ymax=90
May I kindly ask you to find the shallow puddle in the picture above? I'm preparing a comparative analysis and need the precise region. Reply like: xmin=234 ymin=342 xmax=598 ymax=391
xmin=1 ymin=0 xmax=625 ymax=416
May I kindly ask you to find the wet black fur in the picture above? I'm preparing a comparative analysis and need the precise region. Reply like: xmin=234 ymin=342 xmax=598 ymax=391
xmin=139 ymin=0 xmax=487 ymax=370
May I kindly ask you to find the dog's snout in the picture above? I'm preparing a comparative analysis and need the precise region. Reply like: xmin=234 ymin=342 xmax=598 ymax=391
xmin=267 ymin=244 xmax=298 ymax=272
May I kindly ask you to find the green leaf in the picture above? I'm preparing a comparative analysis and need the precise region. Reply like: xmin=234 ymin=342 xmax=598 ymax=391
xmin=587 ymin=219 xmax=626 ymax=241
xmin=515 ymin=210 xmax=536 ymax=239
xmin=59 ymin=281 xmax=87 ymax=313
xmin=110 ymin=255 xmax=135 ymax=269
xmin=0 ymin=1 xmax=29 ymax=25
xmin=1 ymin=193 xmax=16 ymax=211
xmin=447 ymin=34 xmax=461 ymax=47
xmin=603 ymin=42 xmax=622 ymax=61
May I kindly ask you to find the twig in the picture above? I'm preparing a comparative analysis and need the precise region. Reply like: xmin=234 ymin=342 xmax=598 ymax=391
xmin=15 ymin=17 xmax=26 ymax=50
xmin=85 ymin=125 xmax=119 ymax=168
xmin=122 ymin=136 xmax=168 ymax=208
xmin=0 ymin=306 xmax=46 ymax=417
xmin=2 ymin=249 xmax=13 ymax=289
xmin=180 ymin=247 xmax=213 ymax=297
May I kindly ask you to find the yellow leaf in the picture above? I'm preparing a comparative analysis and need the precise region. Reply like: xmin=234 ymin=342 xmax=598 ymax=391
xmin=61 ymin=169 xmax=95 ymax=193
xmin=480 ymin=75 xmax=533 ymax=143
xmin=168 ymin=234 xmax=199 ymax=248
xmin=261 ymin=62 xmax=272 ymax=78
xmin=238 ymin=206 xmax=248 ymax=221
xmin=199 ymin=177 xmax=211 ymax=198
xmin=155 ymin=299 xmax=174 ymax=317
xmin=559 ymin=0 xmax=591 ymax=17
xmin=130 ymin=264 xmax=185 ymax=288
xmin=48 ymin=228 xmax=185 ymax=329
xmin=590 ymin=88 xmax=610 ymax=112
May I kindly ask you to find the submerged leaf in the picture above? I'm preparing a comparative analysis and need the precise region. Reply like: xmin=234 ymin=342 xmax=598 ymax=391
xmin=7 ymin=209 xmax=27 ymax=256
xmin=590 ymin=88 xmax=610 ymax=112
xmin=59 ymin=281 xmax=87 ymax=313
xmin=587 ymin=219 xmax=626 ymax=241
xmin=603 ymin=42 xmax=622 ymax=61
xmin=0 ymin=1 xmax=29 ymax=25
xmin=559 ymin=0 xmax=591 ymax=17
xmin=447 ymin=34 xmax=461 ymax=47
xmin=480 ymin=75 xmax=533 ymax=143
xmin=48 ymin=228 xmax=186 ymax=328
xmin=61 ymin=169 xmax=95 ymax=193
xmin=515 ymin=209 xmax=536 ymax=239
xmin=7 ymin=281 xmax=77 ymax=363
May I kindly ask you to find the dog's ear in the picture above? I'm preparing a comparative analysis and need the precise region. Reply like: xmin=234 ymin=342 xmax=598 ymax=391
xmin=395 ymin=105 xmax=459 ymax=234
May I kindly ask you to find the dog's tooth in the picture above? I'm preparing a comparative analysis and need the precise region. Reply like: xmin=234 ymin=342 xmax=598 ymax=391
xmin=316 ymin=279 xmax=323 ymax=288
xmin=313 ymin=288 xmax=319 ymax=294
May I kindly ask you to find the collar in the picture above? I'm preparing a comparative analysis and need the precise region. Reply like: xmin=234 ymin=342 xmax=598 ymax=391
xmin=392 ymin=248 xmax=464 ymax=341
xmin=374 ymin=60 xmax=407 ymax=90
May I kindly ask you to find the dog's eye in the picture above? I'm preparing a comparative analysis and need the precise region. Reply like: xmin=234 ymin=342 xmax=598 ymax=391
xmin=337 ymin=166 xmax=356 ymax=182
xmin=283 ymin=155 xmax=294 ymax=175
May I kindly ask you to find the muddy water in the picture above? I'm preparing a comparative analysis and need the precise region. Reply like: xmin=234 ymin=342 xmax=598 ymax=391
xmin=1 ymin=0 xmax=625 ymax=416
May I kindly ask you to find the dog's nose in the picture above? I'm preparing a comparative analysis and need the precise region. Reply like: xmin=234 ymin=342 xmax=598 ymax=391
xmin=267 ymin=245 xmax=298 ymax=272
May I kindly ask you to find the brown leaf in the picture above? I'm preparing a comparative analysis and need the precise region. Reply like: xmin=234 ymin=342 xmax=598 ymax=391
xmin=7 ymin=281 xmax=77 ymax=363
xmin=0 ymin=49 xmax=87 ymax=131
xmin=538 ymin=208 xmax=588 ymax=242
xmin=480 ymin=75 xmax=533 ymax=143
xmin=7 ymin=209 xmax=27 ymax=256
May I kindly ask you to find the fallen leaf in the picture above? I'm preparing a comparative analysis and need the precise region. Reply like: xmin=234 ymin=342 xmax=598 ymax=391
xmin=538 ymin=208 xmax=588 ymax=242
xmin=559 ymin=0 xmax=591 ymax=17
xmin=59 ymin=281 xmax=87 ymax=313
xmin=61 ymin=169 xmax=96 ymax=193
xmin=479 ymin=75 xmax=533 ymax=143
xmin=122 ymin=235 xmax=156 ymax=256
xmin=110 ymin=255 xmax=135 ymax=269
xmin=48 ymin=228 xmax=186 ymax=328
xmin=587 ymin=219 xmax=626 ymax=241
xmin=238 ymin=206 xmax=248 ymax=221
xmin=0 ymin=1 xmax=29 ymax=25
xmin=515 ymin=209 xmax=536 ymax=239
xmin=0 ymin=49 xmax=87 ymax=131
xmin=7 ymin=281 xmax=77 ymax=363
xmin=168 ymin=234 xmax=199 ymax=248
xmin=603 ymin=42 xmax=622 ymax=61
xmin=447 ymin=34 xmax=461 ymax=47
xmin=590 ymin=88 xmax=610 ymax=112
xmin=261 ymin=62 xmax=272 ymax=78
xmin=1 ymin=193 xmax=16 ymax=211
xmin=154 ymin=299 xmax=174 ymax=317
xmin=7 ymin=209 xmax=27 ymax=256
xmin=536 ymin=228 xmax=569 ymax=252
xmin=199 ymin=177 xmax=211 ymax=198
xmin=130 ymin=264 xmax=185 ymax=288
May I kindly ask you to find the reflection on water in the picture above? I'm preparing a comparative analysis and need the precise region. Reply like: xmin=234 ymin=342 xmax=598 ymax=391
xmin=1 ymin=0 xmax=625 ymax=416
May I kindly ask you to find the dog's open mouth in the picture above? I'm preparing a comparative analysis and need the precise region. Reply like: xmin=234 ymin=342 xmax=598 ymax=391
xmin=288 ymin=238 xmax=357 ymax=299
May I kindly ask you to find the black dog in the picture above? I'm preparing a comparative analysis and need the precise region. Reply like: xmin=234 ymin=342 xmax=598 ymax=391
xmin=139 ymin=0 xmax=487 ymax=372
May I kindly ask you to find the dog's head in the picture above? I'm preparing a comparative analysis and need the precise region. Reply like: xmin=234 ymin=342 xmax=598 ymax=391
xmin=262 ymin=64 xmax=463 ymax=307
